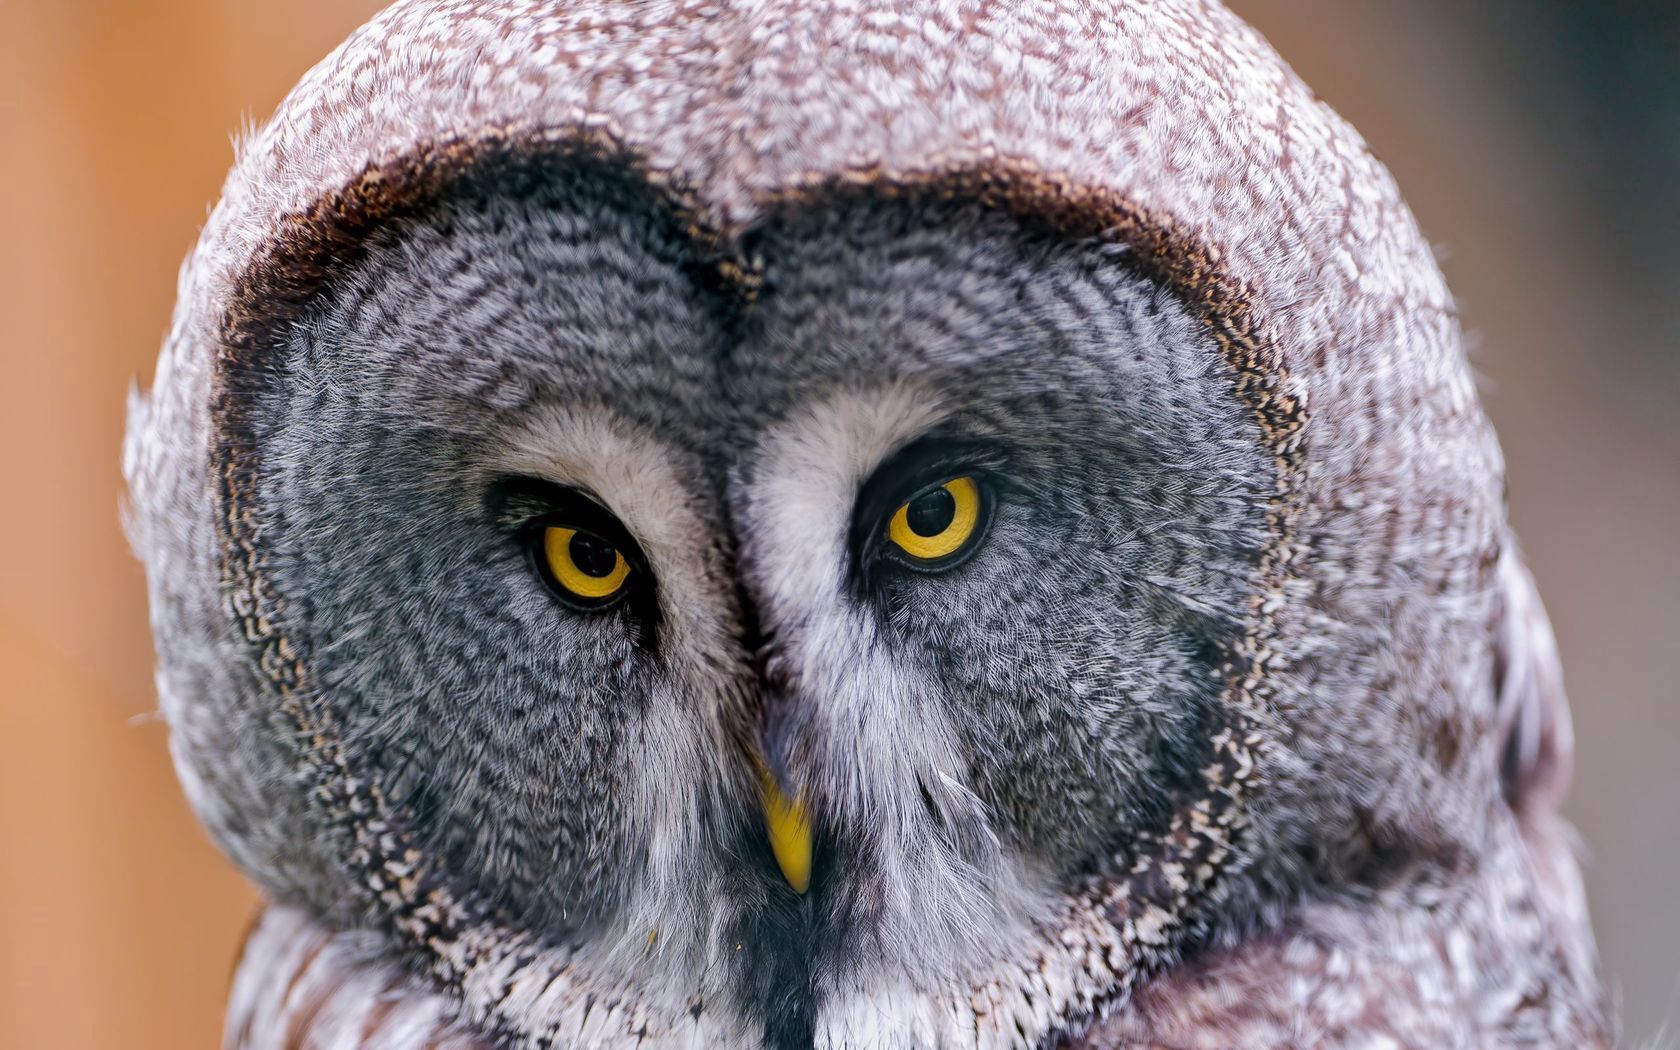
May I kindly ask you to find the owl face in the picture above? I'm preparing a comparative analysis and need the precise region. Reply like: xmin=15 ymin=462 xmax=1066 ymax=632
xmin=129 ymin=1 xmax=1613 ymax=1044
xmin=247 ymin=162 xmax=1268 ymax=1023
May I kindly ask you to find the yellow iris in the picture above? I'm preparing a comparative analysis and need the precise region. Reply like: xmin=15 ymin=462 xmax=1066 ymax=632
xmin=887 ymin=475 xmax=982 ymax=562
xmin=542 ymin=526 xmax=630 ymax=602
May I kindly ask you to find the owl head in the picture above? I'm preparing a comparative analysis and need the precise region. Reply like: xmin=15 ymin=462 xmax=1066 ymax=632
xmin=126 ymin=1 xmax=1607 ymax=1046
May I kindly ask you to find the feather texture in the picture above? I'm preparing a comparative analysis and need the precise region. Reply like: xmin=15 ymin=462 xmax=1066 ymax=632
xmin=126 ymin=2 xmax=1611 ymax=1046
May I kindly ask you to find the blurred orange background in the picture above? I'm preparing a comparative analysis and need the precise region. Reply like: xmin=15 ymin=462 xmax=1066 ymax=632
xmin=2 ymin=2 xmax=1674 ymax=1046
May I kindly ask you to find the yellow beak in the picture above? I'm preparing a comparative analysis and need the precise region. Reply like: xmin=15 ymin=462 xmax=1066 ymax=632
xmin=759 ymin=768 xmax=813 ymax=894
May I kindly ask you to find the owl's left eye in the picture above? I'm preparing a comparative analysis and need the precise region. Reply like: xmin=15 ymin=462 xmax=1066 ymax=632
xmin=884 ymin=475 xmax=989 ymax=569
xmin=538 ymin=524 xmax=633 ymax=609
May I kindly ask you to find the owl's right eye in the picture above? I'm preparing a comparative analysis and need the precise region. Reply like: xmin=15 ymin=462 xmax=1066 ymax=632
xmin=495 ymin=478 xmax=648 ymax=616
xmin=539 ymin=524 xmax=633 ymax=608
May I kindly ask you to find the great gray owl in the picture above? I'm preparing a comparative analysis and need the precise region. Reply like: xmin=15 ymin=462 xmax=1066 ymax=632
xmin=124 ymin=0 xmax=1612 ymax=1046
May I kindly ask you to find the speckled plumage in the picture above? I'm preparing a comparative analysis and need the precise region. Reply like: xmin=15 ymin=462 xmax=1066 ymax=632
xmin=125 ymin=1 xmax=1610 ymax=1047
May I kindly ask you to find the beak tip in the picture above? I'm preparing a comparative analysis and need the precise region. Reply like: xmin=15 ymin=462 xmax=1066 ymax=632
xmin=761 ymin=774 xmax=814 ymax=894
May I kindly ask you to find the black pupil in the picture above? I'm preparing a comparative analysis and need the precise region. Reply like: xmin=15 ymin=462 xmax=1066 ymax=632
xmin=568 ymin=531 xmax=619 ymax=578
xmin=905 ymin=486 xmax=957 ymax=537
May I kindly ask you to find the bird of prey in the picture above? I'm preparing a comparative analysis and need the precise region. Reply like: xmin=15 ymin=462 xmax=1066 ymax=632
xmin=125 ymin=1 xmax=1610 ymax=1046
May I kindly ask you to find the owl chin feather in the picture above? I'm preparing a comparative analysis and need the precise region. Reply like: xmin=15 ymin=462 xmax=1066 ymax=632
xmin=129 ymin=0 xmax=1610 ymax=1046
xmin=234 ymin=794 xmax=1602 ymax=1050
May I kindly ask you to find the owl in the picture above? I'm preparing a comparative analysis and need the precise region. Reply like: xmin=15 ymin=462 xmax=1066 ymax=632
xmin=124 ymin=1 xmax=1613 ymax=1047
